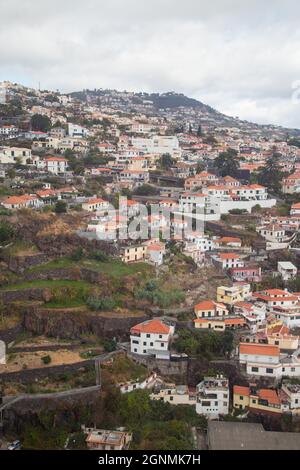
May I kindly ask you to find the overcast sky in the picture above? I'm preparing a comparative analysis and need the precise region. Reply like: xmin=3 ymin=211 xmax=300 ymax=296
xmin=1 ymin=0 xmax=300 ymax=128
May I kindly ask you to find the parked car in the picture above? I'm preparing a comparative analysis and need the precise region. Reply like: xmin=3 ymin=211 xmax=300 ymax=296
xmin=8 ymin=440 xmax=21 ymax=450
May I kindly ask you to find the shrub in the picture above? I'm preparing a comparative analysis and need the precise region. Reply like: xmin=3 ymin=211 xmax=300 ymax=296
xmin=87 ymin=296 xmax=116 ymax=311
xmin=41 ymin=355 xmax=52 ymax=365
xmin=54 ymin=200 xmax=67 ymax=213
xmin=89 ymin=250 xmax=109 ymax=262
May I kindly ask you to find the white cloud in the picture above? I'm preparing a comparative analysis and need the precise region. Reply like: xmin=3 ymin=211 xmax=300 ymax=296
xmin=1 ymin=0 xmax=300 ymax=127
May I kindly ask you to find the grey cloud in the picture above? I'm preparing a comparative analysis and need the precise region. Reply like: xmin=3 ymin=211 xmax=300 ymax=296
xmin=0 ymin=0 xmax=300 ymax=127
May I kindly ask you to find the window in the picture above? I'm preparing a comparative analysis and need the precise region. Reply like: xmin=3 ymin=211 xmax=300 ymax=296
xmin=240 ymin=396 xmax=244 ymax=400
xmin=252 ymin=367 xmax=259 ymax=372
xmin=266 ymin=368 xmax=273 ymax=374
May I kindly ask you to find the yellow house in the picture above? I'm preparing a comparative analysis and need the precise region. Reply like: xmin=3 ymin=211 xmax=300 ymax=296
xmin=194 ymin=317 xmax=245 ymax=331
xmin=233 ymin=385 xmax=282 ymax=416
xmin=121 ymin=244 xmax=147 ymax=263
xmin=194 ymin=300 xmax=229 ymax=319
xmin=217 ymin=284 xmax=250 ymax=306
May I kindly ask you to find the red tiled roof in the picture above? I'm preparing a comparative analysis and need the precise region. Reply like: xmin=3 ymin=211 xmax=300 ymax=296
xmin=234 ymin=385 xmax=250 ymax=396
xmin=131 ymin=319 xmax=170 ymax=335
xmin=239 ymin=342 xmax=279 ymax=357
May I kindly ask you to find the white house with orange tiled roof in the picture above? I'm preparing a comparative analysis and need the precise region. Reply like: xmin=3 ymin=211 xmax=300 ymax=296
xmin=253 ymin=289 xmax=298 ymax=311
xmin=239 ymin=342 xmax=280 ymax=366
xmin=214 ymin=237 xmax=242 ymax=249
xmin=130 ymin=319 xmax=175 ymax=359
xmin=253 ymin=289 xmax=300 ymax=328
xmin=82 ymin=197 xmax=110 ymax=212
xmin=2 ymin=194 xmax=42 ymax=210
xmin=44 ymin=156 xmax=68 ymax=174
xmin=212 ymin=252 xmax=244 ymax=270
xmin=291 ymin=202 xmax=300 ymax=216
xmin=239 ymin=341 xmax=300 ymax=379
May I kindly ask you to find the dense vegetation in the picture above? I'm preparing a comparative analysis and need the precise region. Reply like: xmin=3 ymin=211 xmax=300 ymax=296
xmin=173 ymin=328 xmax=234 ymax=359
xmin=21 ymin=388 xmax=205 ymax=450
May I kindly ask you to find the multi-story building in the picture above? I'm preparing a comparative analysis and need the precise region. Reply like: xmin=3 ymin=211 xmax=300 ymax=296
xmin=212 ymin=253 xmax=244 ymax=270
xmin=68 ymin=123 xmax=89 ymax=138
xmin=253 ymin=289 xmax=300 ymax=328
xmin=233 ymin=384 xmax=282 ymax=416
xmin=130 ymin=319 xmax=175 ymax=359
xmin=44 ymin=156 xmax=68 ymax=174
xmin=282 ymin=172 xmax=300 ymax=194
xmin=196 ymin=376 xmax=229 ymax=419
xmin=230 ymin=266 xmax=262 ymax=283
xmin=256 ymin=224 xmax=296 ymax=251
xmin=121 ymin=244 xmax=147 ymax=263
xmin=217 ymin=284 xmax=251 ymax=306
xmin=277 ymin=262 xmax=297 ymax=281
xmin=281 ymin=382 xmax=300 ymax=415
xmin=194 ymin=300 xmax=229 ymax=319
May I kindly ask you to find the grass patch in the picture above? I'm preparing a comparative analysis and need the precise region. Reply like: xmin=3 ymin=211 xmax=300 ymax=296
xmin=27 ymin=256 xmax=152 ymax=279
xmin=45 ymin=299 xmax=86 ymax=309
xmin=103 ymin=355 xmax=148 ymax=383
xmin=3 ymin=240 xmax=39 ymax=257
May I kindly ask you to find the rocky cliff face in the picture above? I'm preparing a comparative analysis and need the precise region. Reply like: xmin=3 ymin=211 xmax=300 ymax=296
xmin=23 ymin=306 xmax=148 ymax=340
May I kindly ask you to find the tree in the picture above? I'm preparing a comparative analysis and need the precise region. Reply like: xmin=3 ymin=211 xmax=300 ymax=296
xmin=197 ymin=125 xmax=202 ymax=137
xmin=134 ymin=184 xmax=159 ymax=196
xmin=215 ymin=148 xmax=239 ymax=177
xmin=159 ymin=153 xmax=174 ymax=170
xmin=257 ymin=153 xmax=284 ymax=194
xmin=196 ymin=162 xmax=205 ymax=174
xmin=30 ymin=114 xmax=51 ymax=132
xmin=54 ymin=200 xmax=67 ymax=213
xmin=0 ymin=221 xmax=15 ymax=244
